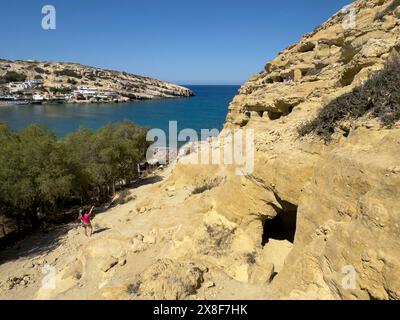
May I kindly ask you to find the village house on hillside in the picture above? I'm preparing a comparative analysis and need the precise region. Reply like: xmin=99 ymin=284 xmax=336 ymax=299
xmin=7 ymin=82 xmax=25 ymax=93
xmin=73 ymin=85 xmax=98 ymax=97
xmin=72 ymin=85 xmax=124 ymax=102
xmin=7 ymin=79 xmax=43 ymax=93
xmin=1 ymin=81 xmax=126 ymax=105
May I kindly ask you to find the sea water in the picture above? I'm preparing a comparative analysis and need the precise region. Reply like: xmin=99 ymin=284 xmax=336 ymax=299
xmin=0 ymin=85 xmax=239 ymax=138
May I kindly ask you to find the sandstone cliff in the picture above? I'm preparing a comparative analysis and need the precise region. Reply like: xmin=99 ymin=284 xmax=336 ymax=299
xmin=0 ymin=0 xmax=399 ymax=300
xmin=222 ymin=0 xmax=400 ymax=299
xmin=0 ymin=59 xmax=193 ymax=100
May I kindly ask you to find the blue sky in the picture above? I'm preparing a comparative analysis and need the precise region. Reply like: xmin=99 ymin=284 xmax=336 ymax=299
xmin=0 ymin=0 xmax=352 ymax=85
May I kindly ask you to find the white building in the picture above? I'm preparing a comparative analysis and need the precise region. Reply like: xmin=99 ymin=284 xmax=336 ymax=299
xmin=7 ymin=79 xmax=43 ymax=93
xmin=7 ymin=82 xmax=26 ymax=93
xmin=73 ymin=86 xmax=98 ymax=97
xmin=25 ymin=79 xmax=43 ymax=87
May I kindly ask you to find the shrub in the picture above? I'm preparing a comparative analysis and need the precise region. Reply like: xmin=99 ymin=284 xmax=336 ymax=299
xmin=127 ymin=281 xmax=141 ymax=295
xmin=49 ymin=87 xmax=71 ymax=95
xmin=67 ymin=78 xmax=78 ymax=85
xmin=34 ymin=67 xmax=45 ymax=74
xmin=2 ymin=71 xmax=27 ymax=82
xmin=76 ymin=93 xmax=86 ymax=101
xmin=244 ymin=252 xmax=257 ymax=264
xmin=298 ymin=57 xmax=400 ymax=141
xmin=85 ymin=72 xmax=97 ymax=81
xmin=198 ymin=221 xmax=236 ymax=256
xmin=54 ymin=69 xmax=82 ymax=79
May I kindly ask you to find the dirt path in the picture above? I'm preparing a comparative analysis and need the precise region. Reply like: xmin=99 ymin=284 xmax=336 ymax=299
xmin=0 ymin=224 xmax=76 ymax=299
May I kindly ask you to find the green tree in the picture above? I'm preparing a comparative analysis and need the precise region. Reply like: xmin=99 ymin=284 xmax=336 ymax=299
xmin=36 ymin=142 xmax=75 ymax=208
xmin=64 ymin=127 xmax=98 ymax=202
xmin=0 ymin=120 xmax=149 ymax=233
xmin=96 ymin=121 xmax=149 ymax=193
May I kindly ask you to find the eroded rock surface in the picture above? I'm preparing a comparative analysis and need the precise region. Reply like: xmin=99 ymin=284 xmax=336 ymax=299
xmin=0 ymin=0 xmax=399 ymax=300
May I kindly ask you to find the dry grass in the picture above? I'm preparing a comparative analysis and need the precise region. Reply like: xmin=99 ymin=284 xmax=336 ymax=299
xmin=191 ymin=177 xmax=225 ymax=195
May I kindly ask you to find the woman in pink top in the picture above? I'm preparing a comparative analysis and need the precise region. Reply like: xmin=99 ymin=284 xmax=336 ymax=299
xmin=79 ymin=206 xmax=95 ymax=238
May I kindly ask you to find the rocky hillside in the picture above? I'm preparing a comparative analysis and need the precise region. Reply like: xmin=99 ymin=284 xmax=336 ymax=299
xmin=0 ymin=59 xmax=193 ymax=99
xmin=227 ymin=0 xmax=400 ymax=129
xmin=222 ymin=0 xmax=400 ymax=299
xmin=0 ymin=0 xmax=399 ymax=300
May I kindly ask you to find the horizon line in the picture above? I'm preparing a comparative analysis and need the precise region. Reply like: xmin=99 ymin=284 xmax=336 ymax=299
xmin=181 ymin=84 xmax=242 ymax=86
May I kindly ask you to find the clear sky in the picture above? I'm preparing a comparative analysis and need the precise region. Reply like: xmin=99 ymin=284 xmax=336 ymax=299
xmin=0 ymin=0 xmax=352 ymax=85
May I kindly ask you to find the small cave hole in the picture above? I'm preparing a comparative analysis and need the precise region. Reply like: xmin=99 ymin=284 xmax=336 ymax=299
xmin=340 ymin=65 xmax=363 ymax=87
xmin=301 ymin=69 xmax=310 ymax=77
xmin=262 ymin=203 xmax=298 ymax=246
xmin=257 ymin=111 xmax=265 ymax=118
xmin=267 ymin=111 xmax=283 ymax=121
xmin=240 ymin=111 xmax=251 ymax=127
xmin=298 ymin=41 xmax=316 ymax=53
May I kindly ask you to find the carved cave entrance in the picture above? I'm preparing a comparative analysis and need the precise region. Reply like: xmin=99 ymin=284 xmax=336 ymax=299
xmin=262 ymin=200 xmax=298 ymax=246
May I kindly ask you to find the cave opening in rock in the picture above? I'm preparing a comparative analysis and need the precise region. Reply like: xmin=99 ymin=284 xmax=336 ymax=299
xmin=267 ymin=111 xmax=283 ymax=120
xmin=257 ymin=110 xmax=265 ymax=118
xmin=340 ymin=65 xmax=363 ymax=86
xmin=298 ymin=41 xmax=316 ymax=53
xmin=262 ymin=201 xmax=298 ymax=246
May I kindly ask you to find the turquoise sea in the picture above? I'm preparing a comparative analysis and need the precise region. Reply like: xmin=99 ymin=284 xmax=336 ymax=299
xmin=0 ymin=85 xmax=239 ymax=137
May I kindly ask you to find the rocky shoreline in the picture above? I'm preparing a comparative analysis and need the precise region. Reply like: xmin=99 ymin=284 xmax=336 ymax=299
xmin=0 ymin=60 xmax=194 ymax=104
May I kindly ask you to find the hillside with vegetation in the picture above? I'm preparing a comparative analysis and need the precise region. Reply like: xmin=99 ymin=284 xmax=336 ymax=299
xmin=0 ymin=59 xmax=193 ymax=102
xmin=0 ymin=121 xmax=148 ymax=237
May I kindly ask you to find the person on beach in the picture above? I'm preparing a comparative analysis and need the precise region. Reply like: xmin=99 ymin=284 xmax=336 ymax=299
xmin=79 ymin=206 xmax=95 ymax=238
